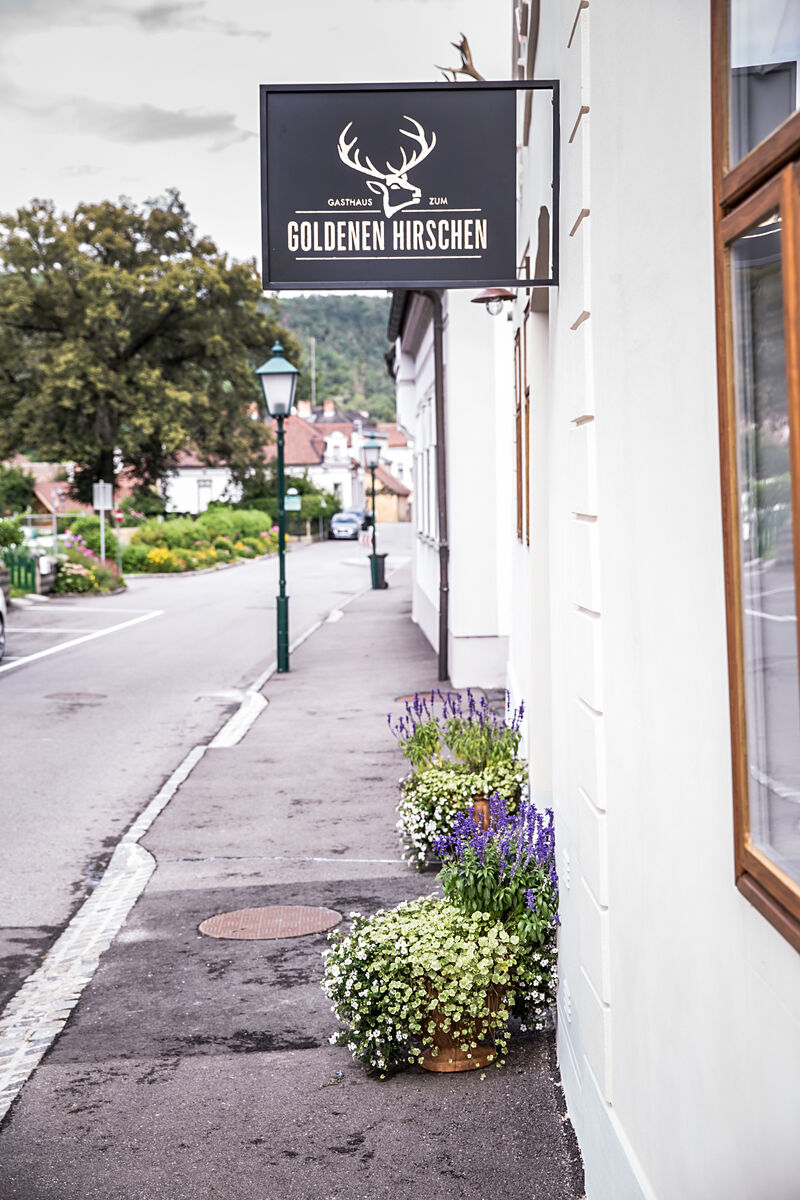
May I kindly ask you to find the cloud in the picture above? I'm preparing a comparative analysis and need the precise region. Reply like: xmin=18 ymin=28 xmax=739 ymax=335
xmin=133 ymin=2 xmax=205 ymax=31
xmin=0 ymin=78 xmax=254 ymax=150
xmin=67 ymin=98 xmax=255 ymax=148
xmin=60 ymin=163 xmax=104 ymax=177
xmin=0 ymin=0 xmax=270 ymax=39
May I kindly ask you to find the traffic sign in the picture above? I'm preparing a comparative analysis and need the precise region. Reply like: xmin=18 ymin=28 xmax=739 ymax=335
xmin=92 ymin=481 xmax=113 ymax=511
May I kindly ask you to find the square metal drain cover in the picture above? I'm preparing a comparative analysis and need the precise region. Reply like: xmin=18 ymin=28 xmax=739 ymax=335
xmin=199 ymin=905 xmax=342 ymax=940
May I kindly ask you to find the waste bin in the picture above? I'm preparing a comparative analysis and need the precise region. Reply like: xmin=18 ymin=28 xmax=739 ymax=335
xmin=370 ymin=552 xmax=389 ymax=589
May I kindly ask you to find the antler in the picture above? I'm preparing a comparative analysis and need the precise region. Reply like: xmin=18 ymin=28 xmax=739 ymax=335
xmin=337 ymin=123 xmax=384 ymax=178
xmin=385 ymin=116 xmax=437 ymax=176
xmin=435 ymin=32 xmax=485 ymax=82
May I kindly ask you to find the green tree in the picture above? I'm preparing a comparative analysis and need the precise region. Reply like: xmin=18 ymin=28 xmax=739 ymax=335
xmin=0 ymin=192 xmax=301 ymax=491
xmin=0 ymin=463 xmax=35 ymax=514
xmin=274 ymin=294 xmax=396 ymax=421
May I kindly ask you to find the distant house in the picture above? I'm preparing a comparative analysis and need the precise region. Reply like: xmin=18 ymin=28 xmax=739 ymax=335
xmin=162 ymin=449 xmax=240 ymax=515
xmin=161 ymin=404 xmax=413 ymax=519
xmin=265 ymin=403 xmax=413 ymax=520
xmin=370 ymin=464 xmax=411 ymax=523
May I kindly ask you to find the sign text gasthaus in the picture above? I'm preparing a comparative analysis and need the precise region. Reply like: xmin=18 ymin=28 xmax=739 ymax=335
xmin=259 ymin=82 xmax=560 ymax=291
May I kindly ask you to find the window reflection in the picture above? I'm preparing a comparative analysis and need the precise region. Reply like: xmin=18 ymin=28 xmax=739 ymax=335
xmin=731 ymin=214 xmax=800 ymax=885
xmin=729 ymin=0 xmax=800 ymax=163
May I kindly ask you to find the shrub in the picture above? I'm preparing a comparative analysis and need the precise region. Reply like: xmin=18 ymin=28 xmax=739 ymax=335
xmin=0 ymin=464 xmax=36 ymax=514
xmin=121 ymin=543 xmax=151 ymax=572
xmin=0 ymin=518 xmax=24 ymax=549
xmin=53 ymin=561 xmax=97 ymax=593
xmin=145 ymin=546 xmax=180 ymax=572
xmin=65 ymin=516 xmax=119 ymax=560
xmin=53 ymin=546 xmax=124 ymax=593
xmin=389 ymin=689 xmax=524 ymax=772
xmin=323 ymin=897 xmax=517 ymax=1077
xmin=397 ymin=759 xmax=528 ymax=870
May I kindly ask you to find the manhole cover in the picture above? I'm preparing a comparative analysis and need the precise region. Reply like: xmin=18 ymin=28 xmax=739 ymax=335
xmin=198 ymin=905 xmax=342 ymax=940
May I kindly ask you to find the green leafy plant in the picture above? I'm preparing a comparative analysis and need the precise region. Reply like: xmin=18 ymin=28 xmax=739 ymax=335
xmin=0 ymin=464 xmax=35 ymax=515
xmin=434 ymin=799 xmax=559 ymax=946
xmin=65 ymin=516 xmax=119 ymax=560
xmin=53 ymin=542 xmax=124 ymax=594
xmin=389 ymin=689 xmax=525 ymax=772
xmin=397 ymin=759 xmax=528 ymax=870
xmin=0 ymin=518 xmax=24 ymax=549
xmin=323 ymin=897 xmax=516 ymax=1077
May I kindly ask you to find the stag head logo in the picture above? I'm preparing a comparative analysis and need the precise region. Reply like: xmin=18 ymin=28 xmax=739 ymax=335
xmin=337 ymin=116 xmax=437 ymax=219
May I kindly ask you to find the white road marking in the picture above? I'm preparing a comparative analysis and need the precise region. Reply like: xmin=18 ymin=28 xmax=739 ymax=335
xmin=7 ymin=627 xmax=113 ymax=634
xmin=0 ymin=841 xmax=155 ymax=1122
xmin=39 ymin=604 xmax=153 ymax=613
xmin=209 ymin=692 xmax=268 ymax=748
xmin=0 ymin=610 xmax=163 ymax=675
xmin=122 ymin=744 xmax=208 ymax=845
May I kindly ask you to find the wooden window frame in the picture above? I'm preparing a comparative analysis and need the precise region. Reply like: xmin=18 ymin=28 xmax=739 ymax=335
xmin=712 ymin=0 xmax=800 ymax=951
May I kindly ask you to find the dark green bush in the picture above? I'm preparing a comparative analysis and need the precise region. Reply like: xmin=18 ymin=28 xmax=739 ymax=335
xmin=67 ymin=516 xmax=119 ymax=559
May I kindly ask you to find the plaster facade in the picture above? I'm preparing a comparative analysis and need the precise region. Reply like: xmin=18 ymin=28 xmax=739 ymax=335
xmin=391 ymin=3 xmax=800 ymax=1196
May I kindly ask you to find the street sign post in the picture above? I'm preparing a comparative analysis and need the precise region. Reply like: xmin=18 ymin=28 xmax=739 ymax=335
xmin=92 ymin=480 xmax=113 ymax=563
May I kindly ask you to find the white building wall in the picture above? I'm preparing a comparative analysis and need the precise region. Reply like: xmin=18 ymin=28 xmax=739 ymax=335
xmin=519 ymin=4 xmax=800 ymax=1199
xmin=163 ymin=467 xmax=240 ymax=515
xmin=396 ymin=292 xmax=511 ymax=685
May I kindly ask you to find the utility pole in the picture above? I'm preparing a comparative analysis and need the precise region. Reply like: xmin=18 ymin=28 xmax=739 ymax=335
xmin=310 ymin=336 xmax=316 ymax=409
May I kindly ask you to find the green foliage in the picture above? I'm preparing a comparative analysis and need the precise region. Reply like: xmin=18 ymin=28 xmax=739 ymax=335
xmin=0 ymin=464 xmax=35 ymax=515
xmin=0 ymin=192 xmax=301 ymax=491
xmin=122 ymin=508 xmax=278 ymax=571
xmin=323 ymin=898 xmax=515 ymax=1076
xmin=390 ymin=690 xmax=525 ymax=773
xmin=121 ymin=489 xmax=165 ymax=524
xmin=66 ymin=516 xmax=118 ymax=559
xmin=274 ymin=294 xmax=395 ymax=421
xmin=0 ymin=517 xmax=24 ymax=548
xmin=397 ymin=761 xmax=527 ymax=869
xmin=54 ymin=544 xmax=124 ymax=594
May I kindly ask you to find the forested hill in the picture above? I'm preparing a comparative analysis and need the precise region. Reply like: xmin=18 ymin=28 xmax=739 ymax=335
xmin=274 ymin=294 xmax=396 ymax=421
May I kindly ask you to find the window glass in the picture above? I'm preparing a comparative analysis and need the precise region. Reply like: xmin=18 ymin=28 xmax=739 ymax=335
xmin=731 ymin=213 xmax=800 ymax=885
xmin=729 ymin=0 xmax=800 ymax=164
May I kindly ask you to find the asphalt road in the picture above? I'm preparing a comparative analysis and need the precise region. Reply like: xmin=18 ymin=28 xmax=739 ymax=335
xmin=0 ymin=524 xmax=410 ymax=1008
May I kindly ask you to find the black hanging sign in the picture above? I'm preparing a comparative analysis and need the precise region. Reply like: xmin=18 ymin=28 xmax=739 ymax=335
xmin=259 ymin=81 xmax=559 ymax=291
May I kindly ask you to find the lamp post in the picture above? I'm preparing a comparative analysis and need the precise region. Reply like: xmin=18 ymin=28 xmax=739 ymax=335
xmin=256 ymin=340 xmax=299 ymax=673
xmin=362 ymin=434 xmax=382 ymax=589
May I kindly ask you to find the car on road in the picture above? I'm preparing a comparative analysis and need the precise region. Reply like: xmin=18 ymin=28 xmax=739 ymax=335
xmin=328 ymin=512 xmax=361 ymax=541
xmin=0 ymin=587 xmax=6 ymax=663
xmin=344 ymin=505 xmax=371 ymax=530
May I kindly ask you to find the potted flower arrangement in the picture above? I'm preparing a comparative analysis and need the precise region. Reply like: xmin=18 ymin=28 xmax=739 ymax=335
xmin=389 ymin=690 xmax=528 ymax=868
xmin=322 ymin=798 xmax=559 ymax=1077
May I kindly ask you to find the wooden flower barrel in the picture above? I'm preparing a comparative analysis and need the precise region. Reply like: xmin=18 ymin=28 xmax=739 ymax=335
xmin=420 ymin=988 xmax=504 ymax=1073
xmin=471 ymin=795 xmax=491 ymax=830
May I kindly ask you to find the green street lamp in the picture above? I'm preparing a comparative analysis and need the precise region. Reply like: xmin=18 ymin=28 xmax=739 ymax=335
xmin=362 ymin=434 xmax=384 ymax=590
xmin=256 ymin=341 xmax=298 ymax=673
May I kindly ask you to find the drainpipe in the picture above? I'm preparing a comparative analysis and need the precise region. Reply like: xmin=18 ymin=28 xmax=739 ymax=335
xmin=420 ymin=289 xmax=449 ymax=683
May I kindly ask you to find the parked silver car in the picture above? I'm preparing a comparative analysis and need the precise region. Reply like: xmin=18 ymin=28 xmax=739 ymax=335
xmin=328 ymin=512 xmax=361 ymax=540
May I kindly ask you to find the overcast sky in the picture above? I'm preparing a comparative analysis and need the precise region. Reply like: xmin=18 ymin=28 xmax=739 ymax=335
xmin=0 ymin=0 xmax=510 ymax=272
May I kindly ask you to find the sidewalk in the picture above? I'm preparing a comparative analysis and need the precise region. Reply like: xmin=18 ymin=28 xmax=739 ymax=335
xmin=0 ymin=565 xmax=584 ymax=1200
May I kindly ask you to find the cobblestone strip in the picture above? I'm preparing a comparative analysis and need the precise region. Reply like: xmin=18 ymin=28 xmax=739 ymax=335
xmin=0 ymin=744 xmax=211 ymax=1123
xmin=0 ymin=842 xmax=154 ymax=1122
